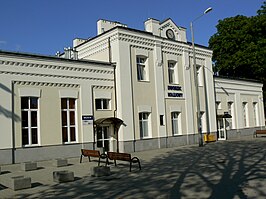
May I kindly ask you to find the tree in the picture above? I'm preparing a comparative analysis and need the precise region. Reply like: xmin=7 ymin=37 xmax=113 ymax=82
xmin=209 ymin=2 xmax=266 ymax=116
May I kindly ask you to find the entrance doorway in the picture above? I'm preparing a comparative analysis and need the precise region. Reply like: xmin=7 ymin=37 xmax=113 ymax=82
xmin=96 ymin=126 xmax=110 ymax=152
xmin=217 ymin=118 xmax=226 ymax=140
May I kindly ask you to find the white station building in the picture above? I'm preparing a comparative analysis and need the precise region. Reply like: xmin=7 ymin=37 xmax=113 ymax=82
xmin=0 ymin=19 xmax=265 ymax=164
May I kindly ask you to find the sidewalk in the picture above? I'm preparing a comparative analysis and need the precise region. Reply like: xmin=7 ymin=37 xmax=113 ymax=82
xmin=0 ymin=138 xmax=265 ymax=199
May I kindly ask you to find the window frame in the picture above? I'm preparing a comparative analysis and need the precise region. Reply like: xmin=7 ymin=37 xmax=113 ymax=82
xmin=196 ymin=65 xmax=204 ymax=87
xmin=21 ymin=97 xmax=39 ymax=147
xmin=61 ymin=98 xmax=77 ymax=143
xmin=171 ymin=112 xmax=181 ymax=136
xmin=168 ymin=61 xmax=178 ymax=84
xmin=139 ymin=112 xmax=150 ymax=138
xmin=136 ymin=56 xmax=148 ymax=81
xmin=95 ymin=98 xmax=111 ymax=110
xmin=242 ymin=102 xmax=248 ymax=127
xmin=253 ymin=102 xmax=258 ymax=126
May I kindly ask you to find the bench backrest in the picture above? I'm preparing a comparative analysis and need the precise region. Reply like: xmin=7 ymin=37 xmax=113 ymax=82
xmin=107 ymin=152 xmax=131 ymax=161
xmin=256 ymin=130 xmax=266 ymax=134
xmin=81 ymin=149 xmax=100 ymax=157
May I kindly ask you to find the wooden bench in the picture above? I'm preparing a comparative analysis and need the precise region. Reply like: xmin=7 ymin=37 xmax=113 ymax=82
xmin=254 ymin=130 xmax=266 ymax=138
xmin=80 ymin=149 xmax=107 ymax=166
xmin=107 ymin=152 xmax=141 ymax=172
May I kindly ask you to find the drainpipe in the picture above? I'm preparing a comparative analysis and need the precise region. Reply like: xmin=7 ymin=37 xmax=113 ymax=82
xmin=11 ymin=81 xmax=15 ymax=164
xmin=91 ymin=86 xmax=96 ymax=150
xmin=113 ymin=63 xmax=119 ymax=152
xmin=203 ymin=66 xmax=210 ymax=135
xmin=108 ymin=37 xmax=112 ymax=63
xmin=129 ymin=45 xmax=136 ymax=152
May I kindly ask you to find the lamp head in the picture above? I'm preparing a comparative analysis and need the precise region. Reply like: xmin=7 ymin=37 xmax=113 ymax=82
xmin=204 ymin=7 xmax=213 ymax=14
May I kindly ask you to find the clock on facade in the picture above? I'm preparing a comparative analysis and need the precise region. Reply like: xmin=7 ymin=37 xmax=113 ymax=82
xmin=166 ymin=29 xmax=175 ymax=40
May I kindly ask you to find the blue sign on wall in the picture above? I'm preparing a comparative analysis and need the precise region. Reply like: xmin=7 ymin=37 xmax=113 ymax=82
xmin=82 ymin=115 xmax=93 ymax=125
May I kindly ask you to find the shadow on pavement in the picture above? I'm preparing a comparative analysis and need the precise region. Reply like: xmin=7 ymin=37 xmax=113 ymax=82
xmin=12 ymin=139 xmax=266 ymax=199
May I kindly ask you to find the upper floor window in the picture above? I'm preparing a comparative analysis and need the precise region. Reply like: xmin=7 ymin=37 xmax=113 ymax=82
xmin=21 ymin=97 xmax=39 ymax=146
xmin=137 ymin=56 xmax=148 ymax=81
xmin=216 ymin=101 xmax=221 ymax=110
xmin=168 ymin=61 xmax=178 ymax=84
xmin=95 ymin=98 xmax=110 ymax=110
xmin=196 ymin=65 xmax=204 ymax=87
xmin=61 ymin=98 xmax=76 ymax=143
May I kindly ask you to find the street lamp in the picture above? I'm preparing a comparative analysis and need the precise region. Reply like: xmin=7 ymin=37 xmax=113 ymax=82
xmin=190 ymin=7 xmax=212 ymax=147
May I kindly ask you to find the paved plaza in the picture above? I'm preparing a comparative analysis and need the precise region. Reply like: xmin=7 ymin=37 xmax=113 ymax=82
xmin=0 ymin=137 xmax=265 ymax=199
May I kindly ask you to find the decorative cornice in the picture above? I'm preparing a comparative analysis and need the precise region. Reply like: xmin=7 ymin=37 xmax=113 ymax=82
xmin=14 ymin=80 xmax=80 ymax=88
xmin=184 ymin=46 xmax=212 ymax=58
xmin=131 ymin=45 xmax=153 ymax=51
xmin=0 ymin=60 xmax=113 ymax=75
xmin=0 ymin=71 xmax=113 ymax=82
xmin=162 ymin=42 xmax=183 ymax=56
xmin=92 ymin=85 xmax=113 ymax=90
xmin=78 ymin=34 xmax=118 ymax=58
xmin=118 ymin=33 xmax=154 ymax=47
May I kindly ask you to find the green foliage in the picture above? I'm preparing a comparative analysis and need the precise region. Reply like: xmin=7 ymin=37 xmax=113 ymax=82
xmin=257 ymin=1 xmax=266 ymax=15
xmin=209 ymin=2 xmax=266 ymax=114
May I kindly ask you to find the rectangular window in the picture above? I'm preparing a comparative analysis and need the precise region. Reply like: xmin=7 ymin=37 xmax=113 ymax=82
xmin=243 ymin=102 xmax=248 ymax=127
xmin=227 ymin=102 xmax=233 ymax=129
xmin=171 ymin=112 xmax=181 ymax=135
xmin=61 ymin=98 xmax=76 ymax=143
xmin=196 ymin=65 xmax=203 ymax=87
xmin=168 ymin=61 xmax=178 ymax=84
xmin=137 ymin=56 xmax=147 ymax=81
xmin=95 ymin=99 xmax=110 ymax=110
xmin=160 ymin=115 xmax=164 ymax=126
xmin=216 ymin=101 xmax=221 ymax=110
xmin=253 ymin=102 xmax=258 ymax=126
xmin=139 ymin=112 xmax=150 ymax=138
xmin=21 ymin=97 xmax=39 ymax=146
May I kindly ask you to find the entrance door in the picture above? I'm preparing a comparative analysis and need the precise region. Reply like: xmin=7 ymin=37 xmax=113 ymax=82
xmin=96 ymin=126 xmax=110 ymax=152
xmin=217 ymin=118 xmax=227 ymax=140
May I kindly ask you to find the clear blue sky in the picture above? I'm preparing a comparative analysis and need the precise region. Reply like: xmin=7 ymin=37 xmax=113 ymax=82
xmin=0 ymin=0 xmax=264 ymax=56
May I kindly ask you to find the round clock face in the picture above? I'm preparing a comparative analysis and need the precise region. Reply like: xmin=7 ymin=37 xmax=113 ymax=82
xmin=166 ymin=29 xmax=175 ymax=40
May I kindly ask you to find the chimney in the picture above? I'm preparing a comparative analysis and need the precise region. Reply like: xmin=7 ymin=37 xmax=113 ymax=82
xmin=144 ymin=18 xmax=160 ymax=36
xmin=97 ymin=19 xmax=127 ymax=35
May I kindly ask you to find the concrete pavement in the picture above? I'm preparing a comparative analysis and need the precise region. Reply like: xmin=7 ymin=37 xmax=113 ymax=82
xmin=0 ymin=137 xmax=265 ymax=199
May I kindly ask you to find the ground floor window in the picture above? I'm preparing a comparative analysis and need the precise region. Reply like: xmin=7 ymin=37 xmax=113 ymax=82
xmin=61 ymin=98 xmax=76 ymax=143
xmin=21 ymin=97 xmax=39 ymax=146
xmin=139 ymin=112 xmax=150 ymax=138
xmin=171 ymin=112 xmax=181 ymax=135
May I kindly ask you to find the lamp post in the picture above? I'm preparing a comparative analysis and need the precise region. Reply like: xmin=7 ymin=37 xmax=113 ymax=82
xmin=190 ymin=7 xmax=212 ymax=147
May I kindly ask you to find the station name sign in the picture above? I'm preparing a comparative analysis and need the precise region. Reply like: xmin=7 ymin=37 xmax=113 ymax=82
xmin=168 ymin=85 xmax=183 ymax=98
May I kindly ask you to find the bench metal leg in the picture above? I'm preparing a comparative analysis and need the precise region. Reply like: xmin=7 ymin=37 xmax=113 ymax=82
xmin=130 ymin=157 xmax=141 ymax=172
xmin=98 ymin=157 xmax=101 ymax=166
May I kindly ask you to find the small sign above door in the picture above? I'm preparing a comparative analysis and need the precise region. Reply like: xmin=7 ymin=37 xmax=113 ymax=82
xmin=82 ymin=115 xmax=94 ymax=125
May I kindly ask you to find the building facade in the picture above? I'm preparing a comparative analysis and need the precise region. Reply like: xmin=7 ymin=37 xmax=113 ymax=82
xmin=0 ymin=18 xmax=265 ymax=164
xmin=0 ymin=51 xmax=115 ymax=164
xmin=75 ymin=18 xmax=218 ymax=152
xmin=214 ymin=76 xmax=265 ymax=140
